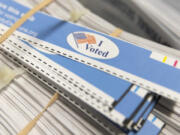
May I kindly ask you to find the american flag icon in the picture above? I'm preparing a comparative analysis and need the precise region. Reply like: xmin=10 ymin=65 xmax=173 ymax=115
xmin=73 ymin=33 xmax=97 ymax=48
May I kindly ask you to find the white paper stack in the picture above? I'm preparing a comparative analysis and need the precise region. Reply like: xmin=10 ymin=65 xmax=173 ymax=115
xmin=124 ymin=0 xmax=180 ymax=49
xmin=0 ymin=54 xmax=107 ymax=135
xmin=87 ymin=0 xmax=180 ymax=50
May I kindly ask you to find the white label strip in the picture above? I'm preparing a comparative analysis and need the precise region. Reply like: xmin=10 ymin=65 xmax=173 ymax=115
xmin=150 ymin=52 xmax=180 ymax=69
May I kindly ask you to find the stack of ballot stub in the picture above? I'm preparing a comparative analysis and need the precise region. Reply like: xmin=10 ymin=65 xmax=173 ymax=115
xmin=0 ymin=54 xmax=105 ymax=135
xmin=0 ymin=0 xmax=178 ymax=134
xmin=72 ymin=1 xmax=180 ymax=134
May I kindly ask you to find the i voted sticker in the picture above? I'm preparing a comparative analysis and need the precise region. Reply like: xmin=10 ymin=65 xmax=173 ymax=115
xmin=67 ymin=31 xmax=119 ymax=59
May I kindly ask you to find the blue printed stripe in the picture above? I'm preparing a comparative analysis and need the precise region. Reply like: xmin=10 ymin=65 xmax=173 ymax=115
xmin=152 ymin=116 xmax=157 ymax=123
xmin=134 ymin=86 xmax=140 ymax=93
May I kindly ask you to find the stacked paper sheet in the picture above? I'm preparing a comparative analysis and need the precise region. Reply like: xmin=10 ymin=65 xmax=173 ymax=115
xmin=0 ymin=55 xmax=106 ymax=135
xmin=123 ymin=0 xmax=180 ymax=49
xmin=0 ymin=0 xmax=179 ymax=134
xmin=93 ymin=0 xmax=180 ymax=50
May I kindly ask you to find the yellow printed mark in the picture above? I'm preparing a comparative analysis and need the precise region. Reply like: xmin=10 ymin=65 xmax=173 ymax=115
xmin=162 ymin=56 xmax=167 ymax=63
